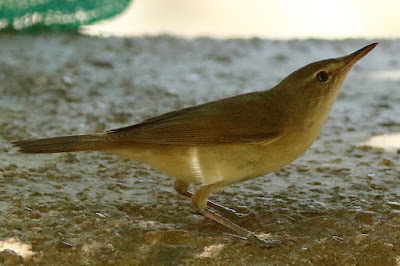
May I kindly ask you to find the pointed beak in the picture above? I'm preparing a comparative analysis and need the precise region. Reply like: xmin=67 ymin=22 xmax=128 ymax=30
xmin=339 ymin=43 xmax=378 ymax=72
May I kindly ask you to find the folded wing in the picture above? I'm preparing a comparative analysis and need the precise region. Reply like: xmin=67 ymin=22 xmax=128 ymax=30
xmin=106 ymin=91 xmax=284 ymax=146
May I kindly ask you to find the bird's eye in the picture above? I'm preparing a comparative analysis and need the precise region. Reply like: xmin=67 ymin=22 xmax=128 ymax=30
xmin=316 ymin=71 xmax=329 ymax=83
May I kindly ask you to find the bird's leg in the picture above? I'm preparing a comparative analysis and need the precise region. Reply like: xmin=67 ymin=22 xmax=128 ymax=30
xmin=191 ymin=184 xmax=281 ymax=248
xmin=173 ymin=179 xmax=247 ymax=217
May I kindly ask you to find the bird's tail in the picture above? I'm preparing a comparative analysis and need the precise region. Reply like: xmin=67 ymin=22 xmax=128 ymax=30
xmin=12 ymin=134 xmax=114 ymax=154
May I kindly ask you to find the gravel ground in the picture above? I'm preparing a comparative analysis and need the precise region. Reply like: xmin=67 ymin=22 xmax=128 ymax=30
xmin=0 ymin=35 xmax=399 ymax=265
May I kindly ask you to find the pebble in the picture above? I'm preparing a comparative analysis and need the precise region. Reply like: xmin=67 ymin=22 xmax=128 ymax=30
xmin=106 ymin=243 xmax=116 ymax=251
xmin=197 ymin=244 xmax=225 ymax=258
xmin=0 ymin=249 xmax=23 ymax=264
xmin=8 ymin=218 xmax=23 ymax=228
xmin=296 ymin=165 xmax=310 ymax=172
xmin=366 ymin=173 xmax=378 ymax=179
xmin=383 ymin=243 xmax=394 ymax=250
xmin=319 ymin=237 xmax=328 ymax=244
xmin=31 ymin=227 xmax=42 ymax=233
xmin=354 ymin=234 xmax=368 ymax=244
xmin=140 ymin=204 xmax=152 ymax=211
xmin=28 ymin=212 xmax=42 ymax=219
xmin=355 ymin=211 xmax=375 ymax=223
xmin=48 ymin=210 xmax=60 ymax=217
xmin=133 ymin=220 xmax=157 ymax=230
xmin=379 ymin=158 xmax=395 ymax=167
xmin=58 ymin=241 xmax=74 ymax=249
xmin=387 ymin=201 xmax=400 ymax=210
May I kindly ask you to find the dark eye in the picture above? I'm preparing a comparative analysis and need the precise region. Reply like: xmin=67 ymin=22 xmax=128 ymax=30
xmin=316 ymin=71 xmax=329 ymax=82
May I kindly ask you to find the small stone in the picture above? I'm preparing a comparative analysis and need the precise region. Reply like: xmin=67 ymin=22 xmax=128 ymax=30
xmin=296 ymin=165 xmax=310 ymax=172
xmin=355 ymin=211 xmax=375 ymax=223
xmin=383 ymin=243 xmax=394 ymax=250
xmin=300 ymin=246 xmax=309 ymax=252
xmin=144 ymin=231 xmax=162 ymax=244
xmin=332 ymin=236 xmax=346 ymax=243
xmin=89 ymin=59 xmax=113 ymax=68
xmin=387 ymin=201 xmax=400 ymax=210
xmin=197 ymin=244 xmax=225 ymax=258
xmin=58 ymin=241 xmax=74 ymax=249
xmin=331 ymin=158 xmax=342 ymax=163
xmin=0 ymin=237 xmax=42 ymax=262
xmin=354 ymin=234 xmax=368 ymax=244
xmin=0 ymin=249 xmax=23 ymax=264
xmin=184 ymin=214 xmax=204 ymax=225
xmin=367 ymin=173 xmax=378 ymax=179
xmin=8 ymin=218 xmax=23 ymax=228
xmin=140 ymin=204 xmax=152 ymax=211
xmin=103 ymin=228 xmax=113 ymax=234
xmin=106 ymin=243 xmax=116 ymax=251
xmin=63 ymin=76 xmax=73 ymax=84
xmin=46 ymin=171 xmax=56 ymax=179
xmin=379 ymin=159 xmax=395 ymax=167
xmin=135 ymin=220 xmax=157 ymax=230
xmin=300 ymin=258 xmax=310 ymax=264
xmin=358 ymin=145 xmax=373 ymax=152
xmin=55 ymin=225 xmax=65 ymax=232
xmin=28 ymin=212 xmax=41 ymax=219
xmin=5 ymin=164 xmax=17 ymax=171
xmin=319 ymin=237 xmax=328 ymax=244
xmin=31 ymin=227 xmax=42 ymax=233
xmin=96 ymin=212 xmax=106 ymax=218
xmin=48 ymin=210 xmax=59 ymax=217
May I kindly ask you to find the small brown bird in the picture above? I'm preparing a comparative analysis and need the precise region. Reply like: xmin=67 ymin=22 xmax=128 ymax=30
xmin=12 ymin=43 xmax=377 ymax=246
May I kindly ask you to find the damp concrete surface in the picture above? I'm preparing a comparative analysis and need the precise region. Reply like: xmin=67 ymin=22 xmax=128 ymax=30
xmin=0 ymin=35 xmax=399 ymax=265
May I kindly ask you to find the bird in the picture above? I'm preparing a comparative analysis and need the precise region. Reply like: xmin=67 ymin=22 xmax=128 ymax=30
xmin=12 ymin=43 xmax=377 ymax=246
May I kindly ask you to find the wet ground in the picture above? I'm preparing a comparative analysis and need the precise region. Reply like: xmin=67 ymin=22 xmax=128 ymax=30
xmin=0 ymin=35 xmax=399 ymax=265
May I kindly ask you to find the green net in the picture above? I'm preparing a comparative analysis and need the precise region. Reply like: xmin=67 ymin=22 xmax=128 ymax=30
xmin=0 ymin=0 xmax=131 ymax=33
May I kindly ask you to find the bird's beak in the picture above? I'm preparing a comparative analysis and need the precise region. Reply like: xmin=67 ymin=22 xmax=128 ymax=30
xmin=339 ymin=43 xmax=378 ymax=73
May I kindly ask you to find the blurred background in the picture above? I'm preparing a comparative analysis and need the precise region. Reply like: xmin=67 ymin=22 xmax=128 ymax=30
xmin=2 ymin=0 xmax=399 ymax=39
xmin=86 ymin=0 xmax=400 ymax=39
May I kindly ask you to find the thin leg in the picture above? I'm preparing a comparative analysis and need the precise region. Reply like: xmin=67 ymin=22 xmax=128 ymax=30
xmin=191 ymin=184 xmax=281 ymax=248
xmin=199 ymin=207 xmax=252 ymax=237
xmin=199 ymin=208 xmax=281 ymax=248
xmin=173 ymin=179 xmax=247 ymax=217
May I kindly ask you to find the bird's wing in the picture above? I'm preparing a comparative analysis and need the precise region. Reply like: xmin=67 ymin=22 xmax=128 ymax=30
xmin=106 ymin=91 xmax=284 ymax=146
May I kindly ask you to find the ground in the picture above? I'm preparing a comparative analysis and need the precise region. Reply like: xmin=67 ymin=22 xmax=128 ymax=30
xmin=0 ymin=35 xmax=399 ymax=265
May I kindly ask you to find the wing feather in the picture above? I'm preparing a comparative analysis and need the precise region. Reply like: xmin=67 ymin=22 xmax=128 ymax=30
xmin=106 ymin=91 xmax=284 ymax=146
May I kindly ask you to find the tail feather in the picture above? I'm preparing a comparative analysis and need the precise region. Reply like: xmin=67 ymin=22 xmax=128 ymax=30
xmin=12 ymin=134 xmax=112 ymax=154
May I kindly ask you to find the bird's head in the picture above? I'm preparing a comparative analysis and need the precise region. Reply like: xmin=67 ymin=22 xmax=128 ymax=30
xmin=276 ymin=43 xmax=377 ymax=128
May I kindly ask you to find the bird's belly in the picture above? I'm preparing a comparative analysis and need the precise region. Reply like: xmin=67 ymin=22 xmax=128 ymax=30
xmin=110 ymin=134 xmax=315 ymax=186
